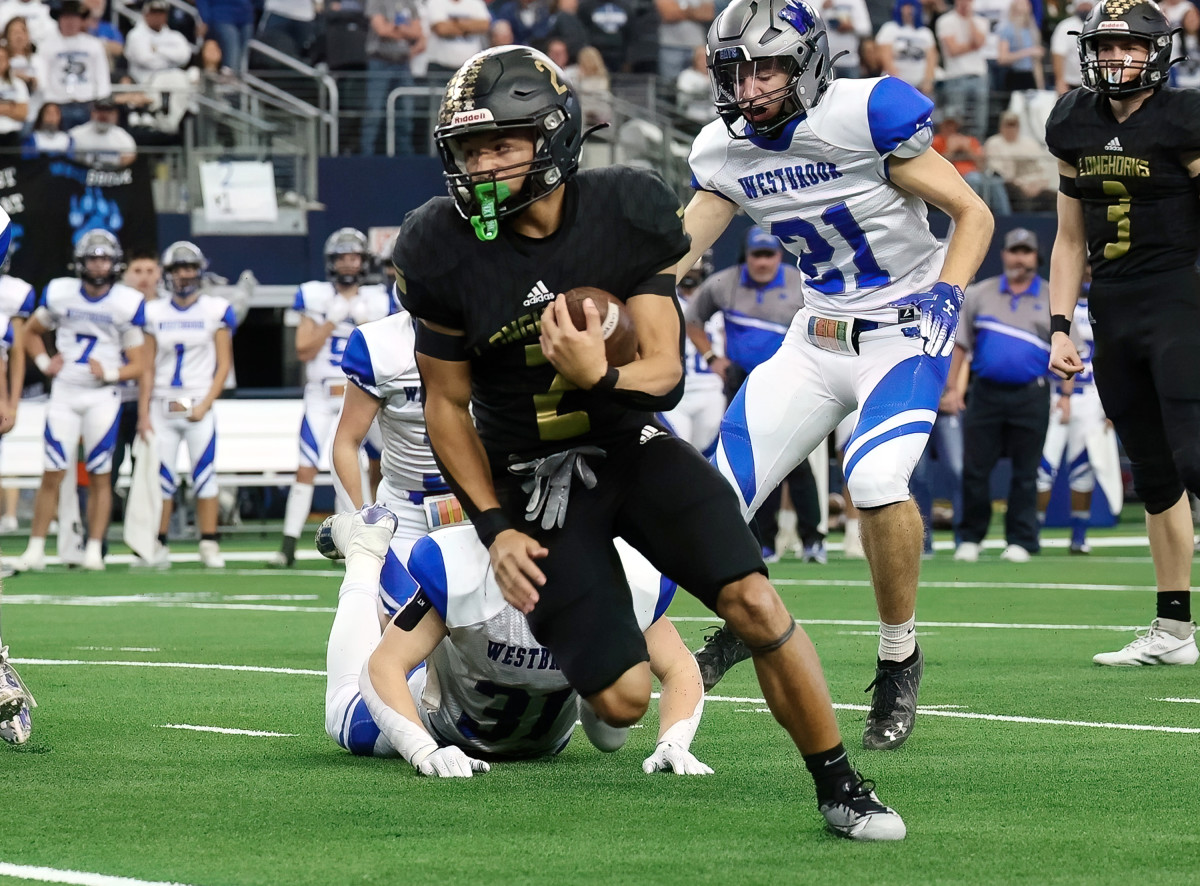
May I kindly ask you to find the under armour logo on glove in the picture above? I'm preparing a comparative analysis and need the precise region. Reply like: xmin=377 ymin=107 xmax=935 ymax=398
xmin=889 ymin=282 xmax=965 ymax=358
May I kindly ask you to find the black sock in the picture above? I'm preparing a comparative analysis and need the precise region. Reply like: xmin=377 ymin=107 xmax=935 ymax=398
xmin=157 ymin=533 xmax=168 ymax=546
xmin=281 ymin=536 xmax=297 ymax=558
xmin=804 ymin=742 xmax=854 ymax=805
xmin=201 ymin=533 xmax=219 ymax=542
xmin=877 ymin=648 xmax=921 ymax=671
xmin=1157 ymin=591 xmax=1191 ymax=623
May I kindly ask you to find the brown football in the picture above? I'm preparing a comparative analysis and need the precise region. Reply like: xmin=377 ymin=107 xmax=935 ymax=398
xmin=563 ymin=286 xmax=639 ymax=367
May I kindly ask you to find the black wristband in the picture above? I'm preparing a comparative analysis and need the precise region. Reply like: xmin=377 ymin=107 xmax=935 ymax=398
xmin=593 ymin=366 xmax=619 ymax=391
xmin=474 ymin=508 xmax=514 ymax=550
xmin=1050 ymin=314 xmax=1072 ymax=336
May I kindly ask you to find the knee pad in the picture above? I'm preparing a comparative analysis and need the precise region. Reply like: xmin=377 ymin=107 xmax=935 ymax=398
xmin=1132 ymin=455 xmax=1184 ymax=515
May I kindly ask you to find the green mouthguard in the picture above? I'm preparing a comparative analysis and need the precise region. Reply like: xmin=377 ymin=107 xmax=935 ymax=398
xmin=470 ymin=181 xmax=511 ymax=242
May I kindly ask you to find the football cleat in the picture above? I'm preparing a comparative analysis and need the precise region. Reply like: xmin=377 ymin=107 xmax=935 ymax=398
xmin=82 ymin=548 xmax=105 ymax=571
xmin=953 ymin=541 xmax=980 ymax=562
xmin=315 ymin=504 xmax=398 ymax=561
xmin=1000 ymin=543 xmax=1031 ymax=563
xmin=862 ymin=645 xmax=923 ymax=751
xmin=802 ymin=541 xmax=827 ymax=565
xmin=269 ymin=535 xmax=297 ymax=568
xmin=1093 ymin=620 xmax=1198 ymax=667
xmin=1069 ymin=542 xmax=1091 ymax=555
xmin=10 ymin=551 xmax=44 ymax=573
xmin=693 ymin=624 xmax=752 ymax=692
xmin=198 ymin=540 xmax=225 ymax=569
xmin=0 ymin=706 xmax=31 ymax=744
xmin=819 ymin=772 xmax=906 ymax=841
xmin=0 ymin=646 xmax=35 ymax=729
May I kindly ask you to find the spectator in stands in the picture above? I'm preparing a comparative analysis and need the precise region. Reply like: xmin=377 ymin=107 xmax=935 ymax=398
xmin=575 ymin=44 xmax=612 ymax=127
xmin=125 ymin=0 xmax=193 ymax=84
xmin=196 ymin=0 xmax=254 ymax=71
xmin=544 ymin=35 xmax=574 ymax=80
xmin=821 ymin=0 xmax=872 ymax=78
xmin=1170 ymin=4 xmax=1200 ymax=88
xmin=69 ymin=97 xmax=137 ymax=166
xmin=489 ymin=18 xmax=516 ymax=46
xmin=626 ymin=0 xmax=659 ymax=74
xmin=491 ymin=0 xmax=554 ymax=46
xmin=81 ymin=0 xmax=123 ymax=63
xmin=654 ymin=0 xmax=713 ymax=82
xmin=0 ymin=0 xmax=53 ymax=48
xmin=33 ymin=0 xmax=112 ymax=129
xmin=877 ymin=0 xmax=937 ymax=96
xmin=578 ymin=0 xmax=636 ymax=73
xmin=359 ymin=0 xmax=423 ymax=156
xmin=257 ymin=0 xmax=319 ymax=61
xmin=547 ymin=0 xmax=589 ymax=59
xmin=984 ymin=110 xmax=1055 ymax=210
xmin=936 ymin=0 xmax=990 ymax=137
xmin=994 ymin=0 xmax=1043 ymax=92
xmin=1050 ymin=0 xmax=1091 ymax=93
xmin=0 ymin=43 xmax=28 ymax=149
xmin=858 ymin=35 xmax=885 ymax=77
xmin=424 ymin=0 xmax=491 ymax=77
xmin=933 ymin=114 xmax=1011 ymax=214
xmin=21 ymin=101 xmax=72 ymax=157
xmin=1161 ymin=0 xmax=1195 ymax=60
xmin=952 ymin=227 xmax=1052 ymax=563
xmin=3 ymin=17 xmax=36 ymax=93
xmin=676 ymin=42 xmax=711 ymax=128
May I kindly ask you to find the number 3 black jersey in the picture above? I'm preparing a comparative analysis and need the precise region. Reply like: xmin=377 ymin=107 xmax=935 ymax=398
xmin=1045 ymin=87 xmax=1200 ymax=281
xmin=394 ymin=165 xmax=691 ymax=459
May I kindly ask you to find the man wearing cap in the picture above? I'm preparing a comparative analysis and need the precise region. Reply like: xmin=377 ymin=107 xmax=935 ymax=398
xmin=951 ymin=227 xmax=1052 ymax=562
xmin=683 ymin=227 xmax=827 ymax=570
xmin=1050 ymin=0 xmax=1094 ymax=94
xmin=32 ymin=0 xmax=112 ymax=130
xmin=125 ymin=0 xmax=193 ymax=84
xmin=68 ymin=98 xmax=137 ymax=168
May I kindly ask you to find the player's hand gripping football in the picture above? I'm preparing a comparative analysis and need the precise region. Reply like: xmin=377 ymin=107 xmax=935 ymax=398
xmin=540 ymin=294 xmax=608 ymax=389
xmin=414 ymin=745 xmax=491 ymax=778
xmin=488 ymin=528 xmax=548 ymax=615
xmin=891 ymin=281 xmax=964 ymax=357
xmin=642 ymin=742 xmax=714 ymax=776
xmin=1049 ymin=333 xmax=1084 ymax=380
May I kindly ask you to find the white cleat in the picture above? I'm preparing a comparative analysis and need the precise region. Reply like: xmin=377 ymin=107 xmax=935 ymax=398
xmin=1093 ymin=620 xmax=1199 ymax=667
xmin=315 ymin=504 xmax=398 ymax=561
xmin=819 ymin=772 xmax=907 ymax=841
xmin=953 ymin=541 xmax=980 ymax=562
xmin=198 ymin=540 xmax=225 ymax=569
xmin=0 ymin=515 xmax=17 ymax=533
xmin=81 ymin=549 xmax=105 ymax=571
xmin=11 ymin=552 xmax=45 ymax=573
xmin=0 ymin=646 xmax=35 ymax=745
xmin=1000 ymin=544 xmax=1031 ymax=563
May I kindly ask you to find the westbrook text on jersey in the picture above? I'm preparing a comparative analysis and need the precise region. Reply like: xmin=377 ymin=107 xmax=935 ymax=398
xmin=485 ymin=641 xmax=560 ymax=670
xmin=737 ymin=162 xmax=843 ymax=200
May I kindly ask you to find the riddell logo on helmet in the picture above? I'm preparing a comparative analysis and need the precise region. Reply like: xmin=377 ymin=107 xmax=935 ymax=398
xmin=451 ymin=109 xmax=494 ymax=125
xmin=1097 ymin=20 xmax=1130 ymax=28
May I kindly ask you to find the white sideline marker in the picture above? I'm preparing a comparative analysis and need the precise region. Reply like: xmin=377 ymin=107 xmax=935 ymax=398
xmin=0 ymin=861 xmax=198 ymax=886
xmin=1154 ymin=697 xmax=1200 ymax=704
xmin=158 ymin=724 xmax=298 ymax=737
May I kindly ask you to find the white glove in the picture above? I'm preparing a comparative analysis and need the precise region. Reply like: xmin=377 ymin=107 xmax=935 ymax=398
xmin=642 ymin=742 xmax=713 ymax=776
xmin=415 ymin=745 xmax=491 ymax=778
xmin=350 ymin=299 xmax=374 ymax=327
xmin=324 ymin=296 xmax=352 ymax=326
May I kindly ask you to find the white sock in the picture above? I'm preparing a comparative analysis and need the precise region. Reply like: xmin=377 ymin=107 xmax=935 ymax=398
xmin=879 ymin=616 xmax=916 ymax=663
xmin=345 ymin=551 xmax=386 ymax=588
xmin=282 ymin=482 xmax=315 ymax=540
xmin=85 ymin=538 xmax=103 ymax=560
xmin=23 ymin=537 xmax=45 ymax=560
xmin=325 ymin=581 xmax=383 ymax=738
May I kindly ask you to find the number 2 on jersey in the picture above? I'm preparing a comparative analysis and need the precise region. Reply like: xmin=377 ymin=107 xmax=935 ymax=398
xmin=771 ymin=202 xmax=889 ymax=294
xmin=74 ymin=333 xmax=98 ymax=364
xmin=525 ymin=344 xmax=589 ymax=441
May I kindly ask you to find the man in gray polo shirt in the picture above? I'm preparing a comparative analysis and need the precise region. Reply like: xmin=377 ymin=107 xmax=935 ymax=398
xmin=951 ymin=228 xmax=1052 ymax=562
xmin=360 ymin=0 xmax=424 ymax=154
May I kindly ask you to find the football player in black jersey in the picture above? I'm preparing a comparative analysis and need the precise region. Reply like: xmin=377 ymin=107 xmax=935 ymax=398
xmin=1047 ymin=0 xmax=1200 ymax=666
xmin=393 ymin=46 xmax=905 ymax=840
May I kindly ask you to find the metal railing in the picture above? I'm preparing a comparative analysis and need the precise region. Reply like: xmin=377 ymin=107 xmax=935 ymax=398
xmin=242 ymin=39 xmax=340 ymax=155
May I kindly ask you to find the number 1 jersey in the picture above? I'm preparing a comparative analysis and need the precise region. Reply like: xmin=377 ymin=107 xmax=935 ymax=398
xmin=144 ymin=294 xmax=237 ymax=400
xmin=688 ymin=76 xmax=945 ymax=320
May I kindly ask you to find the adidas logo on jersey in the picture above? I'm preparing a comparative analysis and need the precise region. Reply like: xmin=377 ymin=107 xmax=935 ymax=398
xmin=1104 ymin=137 xmax=1123 ymax=152
xmin=522 ymin=281 xmax=555 ymax=307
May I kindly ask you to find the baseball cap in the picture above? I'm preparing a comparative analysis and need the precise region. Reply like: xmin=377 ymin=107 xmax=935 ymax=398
xmin=1003 ymin=228 xmax=1038 ymax=252
xmin=745 ymin=226 xmax=781 ymax=254
xmin=145 ymin=0 xmax=170 ymax=11
xmin=92 ymin=97 xmax=117 ymax=111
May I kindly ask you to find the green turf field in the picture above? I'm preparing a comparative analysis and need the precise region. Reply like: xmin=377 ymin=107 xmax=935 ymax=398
xmin=2 ymin=524 xmax=1198 ymax=886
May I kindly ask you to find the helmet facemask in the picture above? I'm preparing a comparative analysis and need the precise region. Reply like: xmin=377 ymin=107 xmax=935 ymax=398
xmin=711 ymin=55 xmax=805 ymax=139
xmin=162 ymin=241 xmax=208 ymax=298
xmin=1077 ymin=0 xmax=1177 ymax=97
xmin=1080 ymin=33 xmax=1172 ymax=94
xmin=324 ymin=228 xmax=370 ymax=286
xmin=73 ymin=231 xmax=125 ymax=287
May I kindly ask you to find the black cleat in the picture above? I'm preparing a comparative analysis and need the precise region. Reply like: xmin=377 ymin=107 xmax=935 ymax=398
xmin=819 ymin=771 xmax=906 ymax=841
xmin=693 ymin=625 xmax=752 ymax=692
xmin=862 ymin=644 xmax=923 ymax=750
xmin=269 ymin=535 xmax=297 ymax=568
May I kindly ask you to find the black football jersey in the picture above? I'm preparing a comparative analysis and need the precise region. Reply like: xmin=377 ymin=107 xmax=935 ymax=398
xmin=394 ymin=166 xmax=691 ymax=458
xmin=1044 ymin=87 xmax=1200 ymax=281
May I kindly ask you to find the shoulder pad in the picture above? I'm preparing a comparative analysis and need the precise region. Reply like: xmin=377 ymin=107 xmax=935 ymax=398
xmin=408 ymin=526 xmax=503 ymax=628
xmin=298 ymin=281 xmax=331 ymax=313
xmin=615 ymin=539 xmax=676 ymax=632
xmin=605 ymin=167 xmax=691 ymax=282
xmin=1162 ymin=88 xmax=1200 ymax=150
xmin=688 ymin=119 xmax=735 ymax=193
xmin=809 ymin=77 xmax=933 ymax=157
xmin=1044 ymin=89 xmax=1085 ymax=160
xmin=392 ymin=199 xmax=467 ymax=327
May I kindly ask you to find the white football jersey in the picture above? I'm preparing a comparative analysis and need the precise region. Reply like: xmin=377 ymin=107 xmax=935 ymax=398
xmin=680 ymin=295 xmax=724 ymax=395
xmin=340 ymin=311 xmax=442 ymax=492
xmin=1069 ymin=298 xmax=1095 ymax=391
xmin=407 ymin=525 xmax=676 ymax=759
xmin=0 ymin=273 xmax=35 ymax=329
xmin=293 ymin=281 xmax=394 ymax=390
xmin=689 ymin=77 xmax=945 ymax=321
xmin=144 ymin=294 xmax=237 ymax=400
xmin=39 ymin=278 xmax=146 ymax=388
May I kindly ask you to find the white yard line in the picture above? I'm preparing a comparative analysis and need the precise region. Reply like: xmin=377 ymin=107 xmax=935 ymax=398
xmin=12 ymin=658 xmax=324 ymax=676
xmin=158 ymin=724 xmax=298 ymax=737
xmin=1154 ymin=697 xmax=1200 ymax=704
xmin=671 ymin=616 xmax=1145 ymax=631
xmin=0 ymin=862 xmax=197 ymax=886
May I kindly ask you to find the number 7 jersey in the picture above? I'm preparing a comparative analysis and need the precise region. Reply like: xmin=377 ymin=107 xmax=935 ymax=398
xmin=689 ymin=76 xmax=945 ymax=320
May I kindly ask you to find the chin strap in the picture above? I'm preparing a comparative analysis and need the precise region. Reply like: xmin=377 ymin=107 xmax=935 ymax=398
xmin=470 ymin=180 xmax=511 ymax=242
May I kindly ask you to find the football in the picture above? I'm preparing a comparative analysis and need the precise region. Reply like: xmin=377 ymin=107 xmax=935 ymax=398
xmin=563 ymin=286 xmax=639 ymax=367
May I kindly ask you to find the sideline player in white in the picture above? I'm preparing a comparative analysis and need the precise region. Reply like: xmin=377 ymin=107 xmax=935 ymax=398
xmin=139 ymin=242 xmax=236 ymax=569
xmin=270 ymin=228 xmax=394 ymax=567
xmin=658 ymin=253 xmax=726 ymax=457
xmin=679 ymin=0 xmax=993 ymax=750
xmin=0 ymin=234 xmax=36 ymax=535
xmin=14 ymin=230 xmax=147 ymax=572
xmin=320 ymin=507 xmax=711 ymax=776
